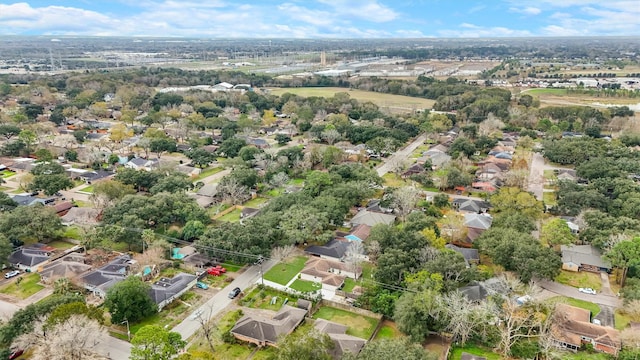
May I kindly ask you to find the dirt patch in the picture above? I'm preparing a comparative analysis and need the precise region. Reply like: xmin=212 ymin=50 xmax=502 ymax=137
xmin=424 ymin=334 xmax=451 ymax=360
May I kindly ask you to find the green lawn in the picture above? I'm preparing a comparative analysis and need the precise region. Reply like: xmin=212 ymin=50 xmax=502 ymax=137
xmin=312 ymin=307 xmax=379 ymax=339
xmin=243 ymin=197 xmax=268 ymax=208
xmin=287 ymin=178 xmax=305 ymax=186
xmin=263 ymin=256 xmax=308 ymax=285
xmin=1 ymin=170 xmax=16 ymax=178
xmin=213 ymin=343 xmax=254 ymax=360
xmin=130 ymin=298 xmax=193 ymax=335
xmin=382 ymin=173 xmax=407 ymax=187
xmin=61 ymin=226 xmax=83 ymax=240
xmin=241 ymin=286 xmax=305 ymax=311
xmin=265 ymin=188 xmax=283 ymax=197
xmin=79 ymin=185 xmax=94 ymax=193
xmin=194 ymin=166 xmax=224 ymax=181
xmin=551 ymin=296 xmax=601 ymax=316
xmin=615 ymin=309 xmax=632 ymax=330
xmin=342 ymin=278 xmax=357 ymax=293
xmin=48 ymin=239 xmax=76 ymax=250
xmin=555 ymin=270 xmax=602 ymax=291
xmin=289 ymin=279 xmax=321 ymax=293
xmin=543 ymin=191 xmax=557 ymax=206
xmin=217 ymin=208 xmax=242 ymax=223
xmin=449 ymin=345 xmax=502 ymax=360
xmin=524 ymin=88 xmax=569 ymax=96
xmin=374 ymin=321 xmax=403 ymax=339
xmin=0 ymin=273 xmax=44 ymax=299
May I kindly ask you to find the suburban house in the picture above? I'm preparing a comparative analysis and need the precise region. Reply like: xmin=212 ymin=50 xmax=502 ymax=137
xmin=551 ymin=303 xmax=621 ymax=355
xmin=349 ymin=209 xmax=396 ymax=228
xmin=459 ymin=277 xmax=511 ymax=303
xmin=471 ymin=181 xmax=497 ymax=193
xmin=53 ymin=201 xmax=74 ymax=216
xmin=346 ymin=224 xmax=371 ymax=242
xmin=247 ymin=137 xmax=270 ymax=149
xmin=417 ymin=148 xmax=451 ymax=169
xmin=79 ymin=169 xmax=115 ymax=183
xmin=125 ymin=158 xmax=159 ymax=171
xmin=445 ymin=244 xmax=480 ymax=266
xmin=8 ymin=244 xmax=53 ymax=272
xmin=464 ymin=213 xmax=493 ymax=242
xmin=452 ymin=198 xmax=490 ymax=214
xmin=39 ymin=253 xmax=91 ymax=284
xmin=475 ymin=163 xmax=503 ymax=181
xmin=240 ymin=207 xmax=260 ymax=220
xmin=79 ymin=254 xmax=132 ymax=298
xmin=305 ymin=239 xmax=350 ymax=262
xmin=402 ymin=163 xmax=427 ymax=178
xmin=561 ymin=245 xmax=611 ymax=273
xmin=230 ymin=304 xmax=307 ymax=347
xmin=300 ymin=258 xmax=361 ymax=293
xmin=149 ymin=273 xmax=198 ymax=311
xmin=314 ymin=319 xmax=367 ymax=358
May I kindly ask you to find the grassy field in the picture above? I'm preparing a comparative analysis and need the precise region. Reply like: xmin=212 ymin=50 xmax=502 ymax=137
xmin=48 ymin=239 xmax=76 ymax=250
xmin=61 ymin=226 xmax=83 ymax=240
xmin=268 ymin=87 xmax=436 ymax=111
xmin=615 ymin=309 xmax=632 ymax=330
xmin=217 ymin=208 xmax=242 ymax=223
xmin=312 ymin=306 xmax=379 ymax=339
xmin=449 ymin=344 xmax=501 ymax=360
xmin=289 ymin=279 xmax=321 ymax=293
xmin=554 ymin=270 xmax=602 ymax=291
xmin=263 ymin=256 xmax=308 ymax=285
xmin=524 ymin=88 xmax=569 ymax=96
xmin=0 ymin=273 xmax=44 ymax=299
xmin=79 ymin=185 xmax=94 ymax=193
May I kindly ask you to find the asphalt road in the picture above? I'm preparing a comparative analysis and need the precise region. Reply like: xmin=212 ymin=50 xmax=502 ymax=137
xmin=528 ymin=152 xmax=544 ymax=201
xmin=535 ymin=279 xmax=621 ymax=308
xmin=376 ymin=134 xmax=427 ymax=177
xmin=172 ymin=260 xmax=275 ymax=340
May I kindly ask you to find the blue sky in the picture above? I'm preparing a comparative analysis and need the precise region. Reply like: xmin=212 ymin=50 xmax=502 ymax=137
xmin=0 ymin=0 xmax=638 ymax=38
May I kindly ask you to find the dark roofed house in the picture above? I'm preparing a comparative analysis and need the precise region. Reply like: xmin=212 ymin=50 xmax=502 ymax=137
xmin=241 ymin=207 xmax=260 ymax=220
xmin=314 ymin=319 xmax=366 ymax=359
xmin=561 ymin=245 xmax=611 ymax=273
xmin=11 ymin=194 xmax=41 ymax=206
xmin=149 ymin=273 xmax=198 ymax=311
xmin=445 ymin=244 xmax=480 ymax=266
xmin=8 ymin=247 xmax=52 ymax=272
xmin=231 ymin=305 xmax=307 ymax=347
xmin=452 ymin=198 xmax=490 ymax=214
xmin=79 ymin=254 xmax=132 ymax=298
xmin=79 ymin=170 xmax=114 ymax=183
xmin=247 ymin=137 xmax=270 ymax=149
xmin=39 ymin=253 xmax=91 ymax=284
xmin=402 ymin=163 xmax=426 ymax=178
xmin=305 ymin=238 xmax=350 ymax=261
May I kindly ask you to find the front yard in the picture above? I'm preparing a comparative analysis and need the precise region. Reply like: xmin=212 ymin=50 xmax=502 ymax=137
xmin=129 ymin=290 xmax=202 ymax=334
xmin=312 ymin=306 xmax=379 ymax=339
xmin=263 ymin=256 xmax=307 ymax=286
xmin=0 ymin=273 xmax=44 ymax=299
xmin=555 ymin=270 xmax=602 ymax=291
xmin=241 ymin=286 xmax=306 ymax=311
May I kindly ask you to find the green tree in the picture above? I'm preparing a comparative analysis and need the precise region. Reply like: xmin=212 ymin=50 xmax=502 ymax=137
xmin=394 ymin=289 xmax=441 ymax=342
xmin=18 ymin=129 xmax=37 ymax=154
xmin=149 ymin=137 xmax=177 ymax=158
xmin=105 ymin=276 xmax=157 ymax=324
xmin=272 ymin=326 xmax=334 ymax=360
xmin=605 ymin=237 xmax=640 ymax=286
xmin=275 ymin=133 xmax=292 ymax=145
xmin=0 ymin=124 xmax=21 ymax=140
xmin=218 ymin=138 xmax=246 ymax=158
xmin=540 ymin=218 xmax=575 ymax=247
xmin=130 ymin=325 xmax=186 ymax=360
xmin=149 ymin=171 xmax=192 ymax=194
xmin=46 ymin=301 xmax=105 ymax=327
xmin=0 ymin=192 xmax=18 ymax=212
xmin=186 ymin=148 xmax=216 ymax=168
xmin=0 ymin=204 xmax=62 ymax=242
xmin=0 ymin=234 xmax=12 ymax=268
xmin=344 ymin=338 xmax=437 ymax=360
xmin=29 ymin=173 xmax=74 ymax=195
xmin=490 ymin=187 xmax=543 ymax=220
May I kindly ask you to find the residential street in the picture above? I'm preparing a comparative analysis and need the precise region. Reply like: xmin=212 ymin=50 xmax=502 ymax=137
xmin=172 ymin=260 xmax=276 ymax=340
xmin=528 ymin=152 xmax=544 ymax=201
xmin=376 ymin=134 xmax=427 ymax=177
xmin=534 ymin=279 xmax=621 ymax=308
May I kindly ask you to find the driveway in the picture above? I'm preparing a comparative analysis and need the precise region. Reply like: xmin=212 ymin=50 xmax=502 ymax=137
xmin=376 ymin=134 xmax=427 ymax=177
xmin=534 ymin=279 xmax=621 ymax=308
xmin=528 ymin=152 xmax=544 ymax=201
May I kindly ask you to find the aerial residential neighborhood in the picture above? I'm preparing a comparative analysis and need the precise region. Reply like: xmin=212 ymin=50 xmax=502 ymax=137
xmin=0 ymin=2 xmax=639 ymax=360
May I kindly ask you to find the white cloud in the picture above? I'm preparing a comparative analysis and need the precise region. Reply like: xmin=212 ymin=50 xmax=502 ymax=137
xmin=509 ymin=7 xmax=542 ymax=15
xmin=439 ymin=24 xmax=532 ymax=38
xmin=316 ymin=0 xmax=399 ymax=22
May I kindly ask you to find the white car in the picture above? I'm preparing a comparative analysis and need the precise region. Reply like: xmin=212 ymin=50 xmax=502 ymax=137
xmin=4 ymin=270 xmax=20 ymax=279
xmin=579 ymin=288 xmax=597 ymax=295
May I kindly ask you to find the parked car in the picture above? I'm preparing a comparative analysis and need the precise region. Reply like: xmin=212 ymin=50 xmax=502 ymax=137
xmin=228 ymin=287 xmax=241 ymax=299
xmin=207 ymin=265 xmax=227 ymax=276
xmin=4 ymin=270 xmax=20 ymax=279
xmin=8 ymin=349 xmax=24 ymax=360
xmin=196 ymin=282 xmax=209 ymax=290
xmin=579 ymin=287 xmax=597 ymax=295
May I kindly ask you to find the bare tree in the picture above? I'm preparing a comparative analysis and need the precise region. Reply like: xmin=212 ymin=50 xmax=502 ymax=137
xmin=14 ymin=315 xmax=108 ymax=360
xmin=271 ymin=244 xmax=296 ymax=262
xmin=437 ymin=292 xmax=495 ymax=346
xmin=365 ymin=240 xmax=381 ymax=264
xmin=53 ymin=134 xmax=78 ymax=149
xmin=344 ymin=241 xmax=365 ymax=275
xmin=217 ymin=177 xmax=249 ymax=205
xmin=193 ymin=305 xmax=218 ymax=352
xmin=269 ymin=172 xmax=289 ymax=189
xmin=391 ymin=186 xmax=421 ymax=221
xmin=321 ymin=128 xmax=341 ymax=145
xmin=478 ymin=113 xmax=505 ymax=137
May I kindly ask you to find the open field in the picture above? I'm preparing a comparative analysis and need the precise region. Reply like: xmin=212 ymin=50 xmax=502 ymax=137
xmin=268 ymin=87 xmax=435 ymax=111
xmin=312 ymin=306 xmax=379 ymax=339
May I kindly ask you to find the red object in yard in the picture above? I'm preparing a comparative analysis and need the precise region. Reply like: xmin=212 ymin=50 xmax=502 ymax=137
xmin=206 ymin=265 xmax=227 ymax=276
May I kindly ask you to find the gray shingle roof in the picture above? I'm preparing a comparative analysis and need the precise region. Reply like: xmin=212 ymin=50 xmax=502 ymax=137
xmin=350 ymin=210 xmax=395 ymax=227
xmin=561 ymin=244 xmax=610 ymax=270
xmin=304 ymin=239 xmax=349 ymax=260
xmin=231 ymin=305 xmax=307 ymax=345
xmin=8 ymin=248 xmax=51 ymax=267
xmin=148 ymin=273 xmax=197 ymax=305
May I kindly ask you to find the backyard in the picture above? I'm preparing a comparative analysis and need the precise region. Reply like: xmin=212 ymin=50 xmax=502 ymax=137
xmin=551 ymin=296 xmax=601 ymax=316
xmin=374 ymin=320 xmax=403 ymax=339
xmin=312 ymin=306 xmax=379 ymax=339
xmin=288 ymin=279 xmax=321 ymax=293
xmin=263 ymin=256 xmax=308 ymax=285
xmin=0 ymin=273 xmax=45 ymax=299
xmin=241 ymin=286 xmax=306 ymax=311
xmin=243 ymin=197 xmax=268 ymax=208
xmin=449 ymin=344 xmax=501 ymax=360
xmin=194 ymin=166 xmax=225 ymax=181
xmin=216 ymin=208 xmax=242 ymax=223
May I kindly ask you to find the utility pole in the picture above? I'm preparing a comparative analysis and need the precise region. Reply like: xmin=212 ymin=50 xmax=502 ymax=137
xmin=121 ymin=319 xmax=130 ymax=341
